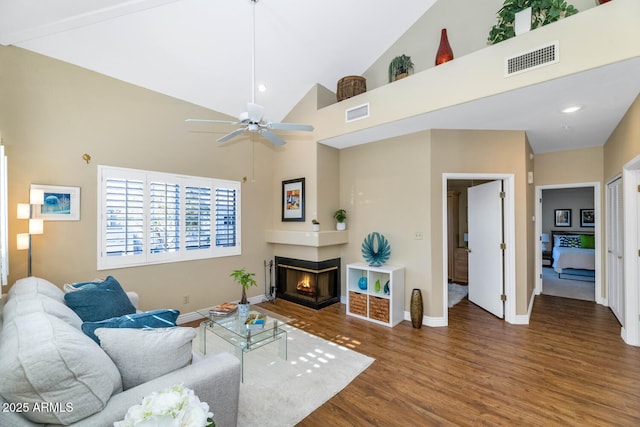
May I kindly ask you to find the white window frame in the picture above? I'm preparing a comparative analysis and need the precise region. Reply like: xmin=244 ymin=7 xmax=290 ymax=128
xmin=97 ymin=165 xmax=241 ymax=270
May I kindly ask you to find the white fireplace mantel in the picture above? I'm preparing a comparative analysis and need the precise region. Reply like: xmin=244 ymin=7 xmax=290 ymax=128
xmin=265 ymin=230 xmax=348 ymax=247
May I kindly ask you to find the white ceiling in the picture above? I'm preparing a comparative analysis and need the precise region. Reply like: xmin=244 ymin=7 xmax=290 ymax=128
xmin=1 ymin=0 xmax=639 ymax=153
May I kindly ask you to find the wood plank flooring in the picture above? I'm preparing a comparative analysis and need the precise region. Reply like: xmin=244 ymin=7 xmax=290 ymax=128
xmin=188 ymin=295 xmax=640 ymax=426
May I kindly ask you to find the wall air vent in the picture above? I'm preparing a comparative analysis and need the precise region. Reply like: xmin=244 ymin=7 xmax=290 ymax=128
xmin=504 ymin=41 xmax=559 ymax=77
xmin=345 ymin=103 xmax=370 ymax=123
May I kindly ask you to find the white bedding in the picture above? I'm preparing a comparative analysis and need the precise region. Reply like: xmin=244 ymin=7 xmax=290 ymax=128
xmin=552 ymin=246 xmax=595 ymax=273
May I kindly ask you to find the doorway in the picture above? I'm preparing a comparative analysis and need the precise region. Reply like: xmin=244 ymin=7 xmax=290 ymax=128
xmin=534 ymin=182 xmax=602 ymax=304
xmin=442 ymin=173 xmax=516 ymax=326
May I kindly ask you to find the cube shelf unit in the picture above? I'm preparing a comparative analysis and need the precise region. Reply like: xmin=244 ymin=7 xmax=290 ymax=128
xmin=346 ymin=262 xmax=405 ymax=327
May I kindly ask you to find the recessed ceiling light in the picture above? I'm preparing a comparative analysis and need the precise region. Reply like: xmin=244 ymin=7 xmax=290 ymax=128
xmin=562 ymin=106 xmax=582 ymax=114
xmin=257 ymin=84 xmax=267 ymax=92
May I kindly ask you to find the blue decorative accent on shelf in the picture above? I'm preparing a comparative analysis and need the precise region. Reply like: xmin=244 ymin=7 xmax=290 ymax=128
xmin=384 ymin=280 xmax=390 ymax=295
xmin=358 ymin=276 xmax=368 ymax=290
xmin=361 ymin=232 xmax=391 ymax=267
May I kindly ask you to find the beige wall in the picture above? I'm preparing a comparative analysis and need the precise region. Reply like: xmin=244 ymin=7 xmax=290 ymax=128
xmin=338 ymin=129 xmax=532 ymax=318
xmin=534 ymin=146 xmax=604 ymax=185
xmin=604 ymin=94 xmax=640 ymax=180
xmin=0 ymin=46 xmax=276 ymax=310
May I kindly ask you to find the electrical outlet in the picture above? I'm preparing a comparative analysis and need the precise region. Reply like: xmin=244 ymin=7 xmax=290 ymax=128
xmin=183 ymin=295 xmax=189 ymax=304
xmin=414 ymin=231 xmax=423 ymax=240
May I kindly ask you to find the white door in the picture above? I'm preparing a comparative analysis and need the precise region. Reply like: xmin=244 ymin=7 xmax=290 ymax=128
xmin=468 ymin=180 xmax=504 ymax=318
xmin=607 ymin=177 xmax=624 ymax=325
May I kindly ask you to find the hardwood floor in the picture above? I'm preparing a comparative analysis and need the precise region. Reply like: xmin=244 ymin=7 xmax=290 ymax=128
xmin=187 ymin=295 xmax=640 ymax=426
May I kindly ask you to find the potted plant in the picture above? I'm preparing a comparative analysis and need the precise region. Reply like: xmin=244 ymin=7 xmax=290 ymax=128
xmin=388 ymin=54 xmax=414 ymax=82
xmin=230 ymin=268 xmax=257 ymax=317
xmin=487 ymin=0 xmax=579 ymax=45
xmin=334 ymin=209 xmax=347 ymax=231
xmin=312 ymin=219 xmax=320 ymax=232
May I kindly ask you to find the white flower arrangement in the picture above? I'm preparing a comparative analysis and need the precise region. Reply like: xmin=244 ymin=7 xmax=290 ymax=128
xmin=114 ymin=385 xmax=215 ymax=427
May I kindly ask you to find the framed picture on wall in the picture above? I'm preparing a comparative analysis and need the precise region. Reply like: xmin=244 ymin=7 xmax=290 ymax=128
xmin=31 ymin=184 xmax=80 ymax=221
xmin=580 ymin=209 xmax=595 ymax=227
xmin=554 ymin=209 xmax=571 ymax=227
xmin=282 ymin=178 xmax=305 ymax=222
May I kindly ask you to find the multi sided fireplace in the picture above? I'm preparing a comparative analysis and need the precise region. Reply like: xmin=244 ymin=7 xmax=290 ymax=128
xmin=275 ymin=256 xmax=340 ymax=309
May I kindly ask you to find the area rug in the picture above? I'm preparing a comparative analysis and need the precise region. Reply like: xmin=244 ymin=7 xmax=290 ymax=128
xmin=448 ymin=283 xmax=468 ymax=307
xmin=193 ymin=318 xmax=374 ymax=427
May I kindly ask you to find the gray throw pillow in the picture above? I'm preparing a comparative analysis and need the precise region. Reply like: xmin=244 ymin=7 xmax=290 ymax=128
xmin=95 ymin=327 xmax=196 ymax=390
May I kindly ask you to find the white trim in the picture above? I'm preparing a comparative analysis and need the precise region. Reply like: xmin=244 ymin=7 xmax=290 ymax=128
xmin=534 ymin=182 xmax=602 ymax=305
xmin=621 ymin=155 xmax=640 ymax=346
xmin=442 ymin=173 xmax=516 ymax=325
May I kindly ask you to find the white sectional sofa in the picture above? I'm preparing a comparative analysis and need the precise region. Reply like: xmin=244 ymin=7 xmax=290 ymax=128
xmin=0 ymin=277 xmax=241 ymax=426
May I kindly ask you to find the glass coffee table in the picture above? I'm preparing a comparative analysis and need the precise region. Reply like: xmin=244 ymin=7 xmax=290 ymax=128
xmin=197 ymin=307 xmax=288 ymax=382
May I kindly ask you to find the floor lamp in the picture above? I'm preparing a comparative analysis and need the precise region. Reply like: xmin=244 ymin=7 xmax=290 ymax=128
xmin=17 ymin=189 xmax=44 ymax=277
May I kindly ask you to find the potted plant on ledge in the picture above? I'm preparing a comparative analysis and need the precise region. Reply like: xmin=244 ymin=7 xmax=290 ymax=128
xmin=334 ymin=209 xmax=347 ymax=231
xmin=388 ymin=54 xmax=414 ymax=82
xmin=230 ymin=268 xmax=257 ymax=317
xmin=312 ymin=219 xmax=320 ymax=232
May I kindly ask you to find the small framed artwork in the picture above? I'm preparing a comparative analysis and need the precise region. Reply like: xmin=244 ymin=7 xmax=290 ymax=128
xmin=282 ymin=178 xmax=305 ymax=222
xmin=580 ymin=209 xmax=595 ymax=227
xmin=554 ymin=209 xmax=571 ymax=227
xmin=31 ymin=184 xmax=80 ymax=221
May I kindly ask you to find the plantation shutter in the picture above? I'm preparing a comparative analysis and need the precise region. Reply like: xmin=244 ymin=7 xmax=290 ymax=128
xmin=149 ymin=181 xmax=180 ymax=254
xmin=185 ymin=185 xmax=211 ymax=250
xmin=103 ymin=175 xmax=145 ymax=260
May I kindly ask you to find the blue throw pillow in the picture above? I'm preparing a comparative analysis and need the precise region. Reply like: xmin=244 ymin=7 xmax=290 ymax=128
xmin=81 ymin=309 xmax=180 ymax=343
xmin=64 ymin=276 xmax=136 ymax=322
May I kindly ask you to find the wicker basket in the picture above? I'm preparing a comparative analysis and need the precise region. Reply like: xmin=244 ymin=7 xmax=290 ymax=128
xmin=337 ymin=76 xmax=366 ymax=102
xmin=349 ymin=291 xmax=367 ymax=316
xmin=369 ymin=296 xmax=390 ymax=323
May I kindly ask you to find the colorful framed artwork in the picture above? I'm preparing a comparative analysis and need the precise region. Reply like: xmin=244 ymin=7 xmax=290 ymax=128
xmin=282 ymin=178 xmax=305 ymax=222
xmin=31 ymin=184 xmax=80 ymax=221
xmin=580 ymin=209 xmax=595 ymax=227
xmin=554 ymin=209 xmax=571 ymax=227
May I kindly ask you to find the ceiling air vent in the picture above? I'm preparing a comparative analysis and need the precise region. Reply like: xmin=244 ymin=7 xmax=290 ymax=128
xmin=505 ymin=41 xmax=559 ymax=77
xmin=345 ymin=103 xmax=370 ymax=123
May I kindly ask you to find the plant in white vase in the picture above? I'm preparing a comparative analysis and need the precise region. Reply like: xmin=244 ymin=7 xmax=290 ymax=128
xmin=312 ymin=219 xmax=320 ymax=232
xmin=334 ymin=209 xmax=347 ymax=231
xmin=230 ymin=268 xmax=257 ymax=317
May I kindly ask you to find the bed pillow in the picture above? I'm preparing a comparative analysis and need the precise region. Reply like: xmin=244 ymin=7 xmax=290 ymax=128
xmin=81 ymin=309 xmax=180 ymax=343
xmin=95 ymin=327 xmax=195 ymax=390
xmin=580 ymin=234 xmax=595 ymax=249
xmin=64 ymin=276 xmax=136 ymax=322
xmin=558 ymin=235 xmax=581 ymax=248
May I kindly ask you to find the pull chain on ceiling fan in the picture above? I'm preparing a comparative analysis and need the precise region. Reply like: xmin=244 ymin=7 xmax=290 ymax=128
xmin=186 ymin=0 xmax=314 ymax=146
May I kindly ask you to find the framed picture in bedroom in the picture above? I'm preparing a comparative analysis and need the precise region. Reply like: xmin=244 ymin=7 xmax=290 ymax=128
xmin=554 ymin=209 xmax=571 ymax=227
xmin=282 ymin=178 xmax=305 ymax=222
xmin=580 ymin=209 xmax=595 ymax=227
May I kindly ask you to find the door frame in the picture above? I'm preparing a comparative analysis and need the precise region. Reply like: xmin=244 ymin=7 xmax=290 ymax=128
xmin=621 ymin=154 xmax=640 ymax=346
xmin=534 ymin=182 xmax=603 ymax=304
xmin=442 ymin=173 xmax=516 ymax=325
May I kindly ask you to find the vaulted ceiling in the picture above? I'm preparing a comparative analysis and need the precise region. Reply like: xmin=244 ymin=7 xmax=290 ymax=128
xmin=1 ymin=0 xmax=639 ymax=153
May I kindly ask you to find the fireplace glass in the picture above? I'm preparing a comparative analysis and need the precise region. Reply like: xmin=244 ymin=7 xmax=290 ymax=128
xmin=275 ymin=257 xmax=340 ymax=309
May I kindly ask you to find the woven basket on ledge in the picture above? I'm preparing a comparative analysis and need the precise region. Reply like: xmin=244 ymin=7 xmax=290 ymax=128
xmin=337 ymin=76 xmax=366 ymax=102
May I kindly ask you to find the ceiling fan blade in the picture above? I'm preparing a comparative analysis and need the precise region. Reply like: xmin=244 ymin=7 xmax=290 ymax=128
xmin=186 ymin=118 xmax=240 ymax=125
xmin=259 ymin=129 xmax=286 ymax=146
xmin=217 ymin=128 xmax=247 ymax=142
xmin=247 ymin=103 xmax=264 ymax=123
xmin=265 ymin=122 xmax=314 ymax=131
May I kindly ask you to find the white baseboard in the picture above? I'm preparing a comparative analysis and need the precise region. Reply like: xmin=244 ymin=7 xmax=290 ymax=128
xmin=403 ymin=311 xmax=447 ymax=327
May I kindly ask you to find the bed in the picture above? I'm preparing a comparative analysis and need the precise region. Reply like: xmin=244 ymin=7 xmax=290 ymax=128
xmin=550 ymin=230 xmax=595 ymax=278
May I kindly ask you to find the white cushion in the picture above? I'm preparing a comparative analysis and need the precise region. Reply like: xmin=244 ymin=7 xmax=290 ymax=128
xmin=2 ymin=293 xmax=82 ymax=329
xmin=0 ymin=312 xmax=122 ymax=424
xmin=95 ymin=327 xmax=196 ymax=390
xmin=8 ymin=277 xmax=64 ymax=303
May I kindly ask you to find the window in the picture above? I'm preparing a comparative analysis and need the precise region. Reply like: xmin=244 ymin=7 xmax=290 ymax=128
xmin=98 ymin=165 xmax=240 ymax=270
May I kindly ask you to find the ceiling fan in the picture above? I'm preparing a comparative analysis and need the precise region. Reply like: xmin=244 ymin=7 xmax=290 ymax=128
xmin=186 ymin=0 xmax=313 ymax=146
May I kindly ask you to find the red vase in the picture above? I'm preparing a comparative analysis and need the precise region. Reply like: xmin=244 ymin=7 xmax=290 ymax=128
xmin=435 ymin=28 xmax=454 ymax=66
xmin=598 ymin=0 xmax=611 ymax=3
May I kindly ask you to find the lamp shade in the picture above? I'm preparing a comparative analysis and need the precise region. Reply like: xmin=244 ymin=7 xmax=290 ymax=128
xmin=30 ymin=189 xmax=45 ymax=205
xmin=17 ymin=203 xmax=30 ymax=219
xmin=17 ymin=233 xmax=29 ymax=250
xmin=29 ymin=219 xmax=44 ymax=235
